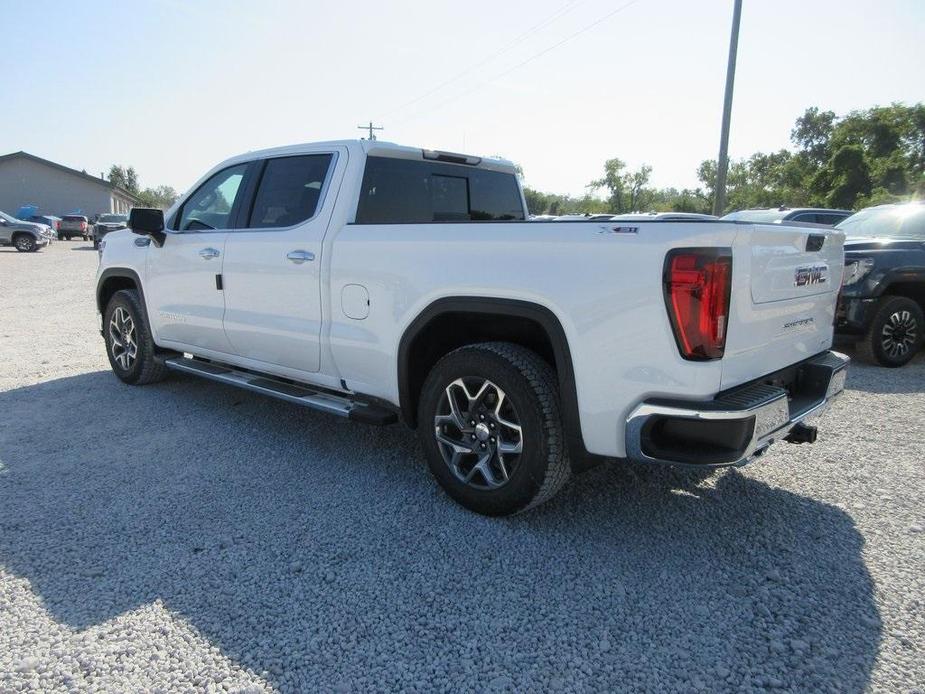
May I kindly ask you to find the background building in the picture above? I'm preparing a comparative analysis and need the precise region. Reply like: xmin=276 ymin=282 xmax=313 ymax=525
xmin=0 ymin=151 xmax=139 ymax=219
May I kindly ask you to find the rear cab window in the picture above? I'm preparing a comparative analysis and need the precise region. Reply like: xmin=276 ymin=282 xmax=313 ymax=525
xmin=246 ymin=154 xmax=333 ymax=229
xmin=355 ymin=156 xmax=525 ymax=224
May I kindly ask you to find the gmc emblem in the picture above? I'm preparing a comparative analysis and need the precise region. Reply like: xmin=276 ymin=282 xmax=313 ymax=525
xmin=794 ymin=264 xmax=828 ymax=287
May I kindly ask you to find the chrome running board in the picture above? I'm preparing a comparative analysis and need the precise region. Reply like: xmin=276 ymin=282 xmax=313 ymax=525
xmin=164 ymin=356 xmax=397 ymax=425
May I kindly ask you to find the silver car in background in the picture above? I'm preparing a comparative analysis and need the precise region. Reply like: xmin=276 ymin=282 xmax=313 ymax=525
xmin=0 ymin=210 xmax=54 ymax=252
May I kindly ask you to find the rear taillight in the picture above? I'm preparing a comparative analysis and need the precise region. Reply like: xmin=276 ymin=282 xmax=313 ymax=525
xmin=663 ymin=248 xmax=732 ymax=360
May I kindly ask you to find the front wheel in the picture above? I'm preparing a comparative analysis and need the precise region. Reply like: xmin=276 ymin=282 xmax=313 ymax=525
xmin=858 ymin=296 xmax=924 ymax=367
xmin=13 ymin=234 xmax=37 ymax=252
xmin=103 ymin=289 xmax=168 ymax=384
xmin=417 ymin=342 xmax=570 ymax=516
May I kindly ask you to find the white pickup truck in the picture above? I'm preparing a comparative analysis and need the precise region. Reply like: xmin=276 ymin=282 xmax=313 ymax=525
xmin=96 ymin=140 xmax=848 ymax=515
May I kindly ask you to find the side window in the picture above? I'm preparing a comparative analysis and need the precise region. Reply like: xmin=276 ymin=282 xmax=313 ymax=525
xmin=790 ymin=213 xmax=816 ymax=224
xmin=355 ymin=156 xmax=525 ymax=224
xmin=247 ymin=154 xmax=333 ymax=229
xmin=176 ymin=164 xmax=247 ymax=231
xmin=816 ymin=213 xmax=844 ymax=226
xmin=469 ymin=169 xmax=524 ymax=220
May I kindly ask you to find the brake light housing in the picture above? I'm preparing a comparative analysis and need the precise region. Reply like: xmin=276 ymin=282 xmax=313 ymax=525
xmin=663 ymin=248 xmax=733 ymax=360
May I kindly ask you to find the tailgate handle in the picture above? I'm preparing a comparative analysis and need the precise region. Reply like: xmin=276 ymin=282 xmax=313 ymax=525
xmin=806 ymin=234 xmax=825 ymax=252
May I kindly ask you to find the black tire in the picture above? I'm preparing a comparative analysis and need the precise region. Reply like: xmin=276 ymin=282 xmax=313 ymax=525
xmin=857 ymin=296 xmax=924 ymax=367
xmin=57 ymin=233 xmax=65 ymax=240
xmin=417 ymin=342 xmax=570 ymax=516
xmin=93 ymin=239 xmax=99 ymax=250
xmin=83 ymin=235 xmax=89 ymax=241
xmin=13 ymin=234 xmax=36 ymax=252
xmin=103 ymin=289 xmax=168 ymax=385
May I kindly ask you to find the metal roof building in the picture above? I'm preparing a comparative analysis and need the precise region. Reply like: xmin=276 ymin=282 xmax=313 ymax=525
xmin=0 ymin=151 xmax=140 ymax=219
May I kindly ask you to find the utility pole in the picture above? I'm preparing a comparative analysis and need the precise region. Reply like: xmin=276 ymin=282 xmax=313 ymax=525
xmin=358 ymin=122 xmax=384 ymax=141
xmin=712 ymin=0 xmax=743 ymax=217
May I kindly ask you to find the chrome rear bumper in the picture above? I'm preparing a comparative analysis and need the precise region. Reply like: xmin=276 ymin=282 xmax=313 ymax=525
xmin=625 ymin=350 xmax=849 ymax=467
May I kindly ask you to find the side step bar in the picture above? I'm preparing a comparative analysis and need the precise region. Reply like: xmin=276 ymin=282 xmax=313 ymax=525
xmin=164 ymin=356 xmax=397 ymax=425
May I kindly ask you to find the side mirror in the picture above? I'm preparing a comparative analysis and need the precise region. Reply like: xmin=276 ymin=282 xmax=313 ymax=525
xmin=128 ymin=208 xmax=166 ymax=245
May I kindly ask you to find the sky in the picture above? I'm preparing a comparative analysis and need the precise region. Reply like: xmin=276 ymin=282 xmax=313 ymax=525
xmin=1 ymin=0 xmax=922 ymax=198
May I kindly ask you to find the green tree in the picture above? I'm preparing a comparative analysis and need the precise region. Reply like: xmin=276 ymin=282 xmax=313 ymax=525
xmin=137 ymin=185 xmax=179 ymax=210
xmin=791 ymin=107 xmax=836 ymax=167
xmin=588 ymin=158 xmax=653 ymax=213
xmin=824 ymin=144 xmax=872 ymax=209
xmin=108 ymin=165 xmax=139 ymax=194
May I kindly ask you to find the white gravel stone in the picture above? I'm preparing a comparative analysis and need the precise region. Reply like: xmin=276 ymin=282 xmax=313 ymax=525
xmin=0 ymin=242 xmax=923 ymax=692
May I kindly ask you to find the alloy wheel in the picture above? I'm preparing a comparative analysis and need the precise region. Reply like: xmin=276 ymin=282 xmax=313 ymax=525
xmin=109 ymin=306 xmax=138 ymax=370
xmin=881 ymin=309 xmax=917 ymax=359
xmin=433 ymin=377 xmax=523 ymax=490
xmin=14 ymin=236 xmax=33 ymax=251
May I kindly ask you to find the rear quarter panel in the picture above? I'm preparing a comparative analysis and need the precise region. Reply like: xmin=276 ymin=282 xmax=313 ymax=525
xmin=328 ymin=220 xmax=740 ymax=457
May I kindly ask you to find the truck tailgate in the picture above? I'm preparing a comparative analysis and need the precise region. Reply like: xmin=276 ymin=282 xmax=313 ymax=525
xmin=721 ymin=224 xmax=845 ymax=390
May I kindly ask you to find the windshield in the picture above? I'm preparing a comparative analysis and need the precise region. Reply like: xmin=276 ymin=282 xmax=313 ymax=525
xmin=99 ymin=214 xmax=128 ymax=223
xmin=836 ymin=205 xmax=925 ymax=239
xmin=722 ymin=209 xmax=788 ymax=223
xmin=0 ymin=211 xmax=18 ymax=223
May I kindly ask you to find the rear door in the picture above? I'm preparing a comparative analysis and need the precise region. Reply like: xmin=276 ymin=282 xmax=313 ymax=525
xmin=721 ymin=223 xmax=845 ymax=389
xmin=220 ymin=149 xmax=343 ymax=374
xmin=145 ymin=163 xmax=250 ymax=354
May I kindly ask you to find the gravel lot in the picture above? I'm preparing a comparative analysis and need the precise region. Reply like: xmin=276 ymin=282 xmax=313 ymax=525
xmin=1 ymin=241 xmax=923 ymax=693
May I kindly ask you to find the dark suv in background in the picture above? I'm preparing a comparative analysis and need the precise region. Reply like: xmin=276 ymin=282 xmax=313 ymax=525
xmin=93 ymin=213 xmax=129 ymax=249
xmin=836 ymin=202 xmax=925 ymax=367
xmin=722 ymin=207 xmax=852 ymax=226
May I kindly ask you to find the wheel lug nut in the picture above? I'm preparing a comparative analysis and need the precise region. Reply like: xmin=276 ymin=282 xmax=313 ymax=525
xmin=470 ymin=434 xmax=476 ymax=440
xmin=489 ymin=422 xmax=495 ymax=428
xmin=480 ymin=443 xmax=486 ymax=449
xmin=490 ymin=437 xmax=495 ymax=443
xmin=479 ymin=414 xmax=485 ymax=420
xmin=469 ymin=420 xmax=475 ymax=426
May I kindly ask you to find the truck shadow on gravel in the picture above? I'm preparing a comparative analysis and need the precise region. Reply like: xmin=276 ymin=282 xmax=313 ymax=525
xmin=0 ymin=371 xmax=881 ymax=691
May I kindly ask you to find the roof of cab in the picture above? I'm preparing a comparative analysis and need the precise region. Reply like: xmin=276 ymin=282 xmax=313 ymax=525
xmin=218 ymin=139 xmax=517 ymax=174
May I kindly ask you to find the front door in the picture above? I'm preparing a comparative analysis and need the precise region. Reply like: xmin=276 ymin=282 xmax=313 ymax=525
xmin=221 ymin=151 xmax=340 ymax=374
xmin=0 ymin=214 xmax=16 ymax=244
xmin=145 ymin=163 xmax=248 ymax=354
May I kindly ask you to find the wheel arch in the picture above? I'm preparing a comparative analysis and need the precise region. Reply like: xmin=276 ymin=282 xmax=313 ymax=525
xmin=880 ymin=279 xmax=925 ymax=313
xmin=11 ymin=230 xmax=37 ymax=244
xmin=397 ymin=297 xmax=589 ymax=456
xmin=97 ymin=268 xmax=153 ymax=334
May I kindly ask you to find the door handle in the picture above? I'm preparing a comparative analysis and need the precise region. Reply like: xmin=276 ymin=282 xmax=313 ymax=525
xmin=286 ymin=250 xmax=315 ymax=264
xmin=199 ymin=247 xmax=220 ymax=259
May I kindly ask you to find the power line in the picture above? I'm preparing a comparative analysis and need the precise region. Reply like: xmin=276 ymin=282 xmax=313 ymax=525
xmin=379 ymin=0 xmax=587 ymax=121
xmin=393 ymin=0 xmax=643 ymax=127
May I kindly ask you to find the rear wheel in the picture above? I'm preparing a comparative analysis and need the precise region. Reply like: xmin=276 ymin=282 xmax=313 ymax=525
xmin=417 ymin=342 xmax=570 ymax=516
xmin=858 ymin=296 xmax=923 ymax=367
xmin=13 ymin=234 xmax=36 ymax=252
xmin=103 ymin=289 xmax=168 ymax=385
